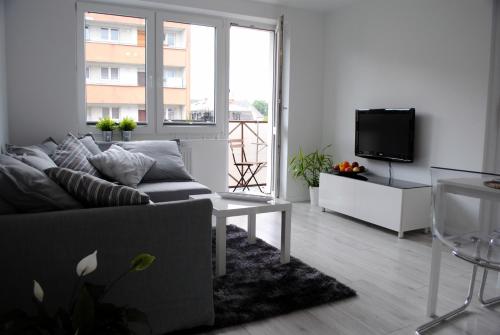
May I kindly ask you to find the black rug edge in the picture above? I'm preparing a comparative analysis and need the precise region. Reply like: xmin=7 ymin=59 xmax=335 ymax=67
xmin=168 ymin=225 xmax=357 ymax=334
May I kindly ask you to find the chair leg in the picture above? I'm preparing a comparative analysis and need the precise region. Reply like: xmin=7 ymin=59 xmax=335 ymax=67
xmin=416 ymin=264 xmax=478 ymax=335
xmin=478 ymin=268 xmax=500 ymax=306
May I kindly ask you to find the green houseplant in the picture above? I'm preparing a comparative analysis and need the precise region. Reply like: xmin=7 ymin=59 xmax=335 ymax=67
xmin=118 ymin=117 xmax=137 ymax=142
xmin=96 ymin=117 xmax=116 ymax=142
xmin=0 ymin=251 xmax=156 ymax=335
xmin=289 ymin=146 xmax=333 ymax=206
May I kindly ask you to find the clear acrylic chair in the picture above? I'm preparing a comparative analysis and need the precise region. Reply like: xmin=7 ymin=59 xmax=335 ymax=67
xmin=416 ymin=167 xmax=500 ymax=334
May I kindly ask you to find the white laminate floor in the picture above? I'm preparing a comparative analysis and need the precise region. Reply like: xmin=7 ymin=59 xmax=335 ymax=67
xmin=204 ymin=202 xmax=500 ymax=335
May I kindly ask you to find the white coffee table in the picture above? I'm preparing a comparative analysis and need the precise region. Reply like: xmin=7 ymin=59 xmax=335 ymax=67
xmin=190 ymin=193 xmax=292 ymax=276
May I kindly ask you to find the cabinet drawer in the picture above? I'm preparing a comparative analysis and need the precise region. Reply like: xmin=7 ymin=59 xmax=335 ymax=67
xmin=354 ymin=182 xmax=402 ymax=231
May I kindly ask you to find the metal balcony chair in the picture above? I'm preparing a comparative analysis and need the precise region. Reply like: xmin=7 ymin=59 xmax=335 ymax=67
xmin=229 ymin=139 xmax=265 ymax=192
xmin=416 ymin=167 xmax=500 ymax=334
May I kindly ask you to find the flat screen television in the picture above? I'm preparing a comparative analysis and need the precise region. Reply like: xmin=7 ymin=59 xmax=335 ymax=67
xmin=355 ymin=108 xmax=415 ymax=162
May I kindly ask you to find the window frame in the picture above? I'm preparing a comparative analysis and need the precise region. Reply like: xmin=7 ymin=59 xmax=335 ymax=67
xmin=155 ymin=11 xmax=225 ymax=135
xmin=77 ymin=3 xmax=156 ymax=135
xmin=77 ymin=3 xmax=228 ymax=136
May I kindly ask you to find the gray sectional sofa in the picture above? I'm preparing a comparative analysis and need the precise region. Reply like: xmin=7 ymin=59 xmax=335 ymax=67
xmin=0 ymin=138 xmax=215 ymax=334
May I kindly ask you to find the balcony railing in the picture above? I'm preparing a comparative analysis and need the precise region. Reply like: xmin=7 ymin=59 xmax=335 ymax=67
xmin=228 ymin=120 xmax=269 ymax=192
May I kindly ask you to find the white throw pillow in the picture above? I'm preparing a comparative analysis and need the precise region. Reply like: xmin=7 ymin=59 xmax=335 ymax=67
xmin=88 ymin=145 xmax=156 ymax=188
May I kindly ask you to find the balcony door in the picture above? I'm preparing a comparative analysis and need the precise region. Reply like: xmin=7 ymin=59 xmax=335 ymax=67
xmin=228 ymin=23 xmax=279 ymax=195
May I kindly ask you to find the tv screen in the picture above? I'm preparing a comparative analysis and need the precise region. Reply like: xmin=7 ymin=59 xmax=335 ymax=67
xmin=355 ymin=108 xmax=415 ymax=162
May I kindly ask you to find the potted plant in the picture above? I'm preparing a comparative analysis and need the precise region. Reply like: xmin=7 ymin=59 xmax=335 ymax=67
xmin=95 ymin=117 xmax=116 ymax=142
xmin=0 ymin=251 xmax=156 ymax=335
xmin=118 ymin=117 xmax=137 ymax=142
xmin=289 ymin=145 xmax=333 ymax=206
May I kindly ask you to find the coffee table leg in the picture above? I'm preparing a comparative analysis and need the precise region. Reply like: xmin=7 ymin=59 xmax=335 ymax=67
xmin=281 ymin=208 xmax=291 ymax=263
xmin=216 ymin=216 xmax=226 ymax=276
xmin=248 ymin=213 xmax=256 ymax=244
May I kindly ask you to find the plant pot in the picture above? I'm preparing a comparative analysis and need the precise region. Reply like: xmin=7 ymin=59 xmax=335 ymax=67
xmin=122 ymin=130 xmax=132 ymax=142
xmin=102 ymin=131 xmax=113 ymax=142
xmin=309 ymin=186 xmax=319 ymax=207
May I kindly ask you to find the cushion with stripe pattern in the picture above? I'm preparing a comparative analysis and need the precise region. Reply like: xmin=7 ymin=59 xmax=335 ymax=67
xmin=50 ymin=133 xmax=101 ymax=177
xmin=45 ymin=167 xmax=150 ymax=207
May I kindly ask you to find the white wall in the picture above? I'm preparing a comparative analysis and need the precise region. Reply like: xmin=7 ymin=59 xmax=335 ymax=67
xmin=0 ymin=0 xmax=8 ymax=151
xmin=322 ymin=0 xmax=493 ymax=184
xmin=4 ymin=0 xmax=325 ymax=199
xmin=281 ymin=7 xmax=325 ymax=201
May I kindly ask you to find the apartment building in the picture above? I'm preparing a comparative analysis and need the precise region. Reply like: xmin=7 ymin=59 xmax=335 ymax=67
xmin=84 ymin=13 xmax=190 ymax=123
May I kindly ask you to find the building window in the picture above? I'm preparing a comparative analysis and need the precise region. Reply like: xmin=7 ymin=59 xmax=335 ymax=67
xmin=102 ymin=107 xmax=110 ymax=118
xmin=85 ymin=66 xmax=90 ymax=79
xmin=100 ymin=27 xmax=119 ymax=41
xmin=164 ymin=29 xmax=185 ymax=48
xmin=111 ymin=107 xmax=120 ymax=119
xmin=85 ymin=25 xmax=90 ymax=40
xmin=163 ymin=67 xmax=184 ymax=88
xmin=100 ymin=67 xmax=119 ymax=81
xmin=164 ymin=105 xmax=185 ymax=122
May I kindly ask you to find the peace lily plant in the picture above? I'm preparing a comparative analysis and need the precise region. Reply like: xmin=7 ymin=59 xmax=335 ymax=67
xmin=1 ymin=251 xmax=156 ymax=335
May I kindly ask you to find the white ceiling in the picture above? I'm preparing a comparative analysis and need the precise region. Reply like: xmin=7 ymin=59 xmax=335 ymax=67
xmin=247 ymin=0 xmax=358 ymax=11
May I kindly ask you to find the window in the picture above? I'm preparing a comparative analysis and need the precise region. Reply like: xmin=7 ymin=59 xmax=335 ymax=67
xmin=164 ymin=29 xmax=185 ymax=48
xmin=163 ymin=67 xmax=184 ymax=88
xmin=100 ymin=67 xmax=119 ymax=81
xmin=102 ymin=107 xmax=110 ymax=118
xmin=110 ymin=67 xmax=119 ymax=80
xmin=85 ymin=25 xmax=90 ymax=40
xmin=164 ymin=105 xmax=185 ymax=121
xmin=111 ymin=107 xmax=120 ymax=119
xmin=162 ymin=21 xmax=215 ymax=124
xmin=100 ymin=27 xmax=119 ymax=41
xmin=79 ymin=4 xmax=222 ymax=132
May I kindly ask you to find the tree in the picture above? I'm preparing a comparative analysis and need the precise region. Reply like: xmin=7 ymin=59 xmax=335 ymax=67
xmin=252 ymin=100 xmax=268 ymax=117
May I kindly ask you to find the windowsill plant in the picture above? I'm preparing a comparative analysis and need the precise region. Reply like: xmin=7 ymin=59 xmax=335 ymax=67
xmin=95 ymin=117 xmax=116 ymax=142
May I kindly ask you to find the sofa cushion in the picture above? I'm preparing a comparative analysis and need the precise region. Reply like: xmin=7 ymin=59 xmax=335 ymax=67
xmin=117 ymin=140 xmax=193 ymax=182
xmin=79 ymin=134 xmax=102 ymax=155
xmin=6 ymin=145 xmax=57 ymax=171
xmin=88 ymin=145 xmax=156 ymax=188
xmin=46 ymin=167 xmax=151 ymax=207
xmin=35 ymin=137 xmax=58 ymax=156
xmin=0 ymin=197 xmax=17 ymax=215
xmin=51 ymin=133 xmax=101 ymax=177
xmin=138 ymin=181 xmax=211 ymax=202
xmin=0 ymin=155 xmax=82 ymax=213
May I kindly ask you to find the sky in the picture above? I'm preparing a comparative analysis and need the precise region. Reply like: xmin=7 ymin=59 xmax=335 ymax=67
xmin=189 ymin=25 xmax=275 ymax=107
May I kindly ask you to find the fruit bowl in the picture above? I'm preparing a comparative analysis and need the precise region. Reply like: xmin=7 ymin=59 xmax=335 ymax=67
xmin=332 ymin=160 xmax=366 ymax=175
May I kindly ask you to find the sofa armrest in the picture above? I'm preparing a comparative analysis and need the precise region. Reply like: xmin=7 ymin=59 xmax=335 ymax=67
xmin=0 ymin=199 xmax=214 ymax=334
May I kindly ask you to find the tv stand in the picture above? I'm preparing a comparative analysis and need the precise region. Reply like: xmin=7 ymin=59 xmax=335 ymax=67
xmin=319 ymin=172 xmax=431 ymax=238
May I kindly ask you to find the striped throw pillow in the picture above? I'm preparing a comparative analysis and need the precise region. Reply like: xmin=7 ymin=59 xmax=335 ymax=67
xmin=51 ymin=133 xmax=101 ymax=177
xmin=45 ymin=167 xmax=150 ymax=207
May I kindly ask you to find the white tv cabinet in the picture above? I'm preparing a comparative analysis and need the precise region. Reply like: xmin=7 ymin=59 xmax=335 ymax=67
xmin=319 ymin=172 xmax=431 ymax=238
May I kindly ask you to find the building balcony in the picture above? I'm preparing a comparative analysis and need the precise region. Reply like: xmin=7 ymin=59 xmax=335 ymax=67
xmin=85 ymin=84 xmax=188 ymax=105
xmin=85 ymin=42 xmax=188 ymax=67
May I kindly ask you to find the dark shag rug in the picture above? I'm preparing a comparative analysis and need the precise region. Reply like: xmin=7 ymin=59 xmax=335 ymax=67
xmin=174 ymin=224 xmax=356 ymax=333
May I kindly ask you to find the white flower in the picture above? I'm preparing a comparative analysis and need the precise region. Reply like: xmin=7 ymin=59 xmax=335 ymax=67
xmin=33 ymin=280 xmax=44 ymax=303
xmin=76 ymin=250 xmax=98 ymax=277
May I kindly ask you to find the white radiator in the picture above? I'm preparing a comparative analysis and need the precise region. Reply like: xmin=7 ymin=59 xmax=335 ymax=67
xmin=180 ymin=144 xmax=192 ymax=173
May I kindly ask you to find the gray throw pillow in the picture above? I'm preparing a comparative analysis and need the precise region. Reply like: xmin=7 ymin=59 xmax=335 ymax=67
xmin=88 ymin=145 xmax=155 ymax=188
xmin=51 ymin=133 xmax=101 ymax=177
xmin=6 ymin=145 xmax=57 ymax=171
xmin=46 ymin=167 xmax=150 ymax=207
xmin=117 ymin=140 xmax=193 ymax=182
xmin=79 ymin=134 xmax=102 ymax=155
xmin=35 ymin=137 xmax=58 ymax=156
xmin=0 ymin=155 xmax=82 ymax=213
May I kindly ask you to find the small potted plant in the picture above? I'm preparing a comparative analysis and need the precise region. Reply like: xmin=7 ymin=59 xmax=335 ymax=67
xmin=289 ymin=145 xmax=333 ymax=206
xmin=95 ymin=117 xmax=116 ymax=142
xmin=118 ymin=117 xmax=137 ymax=142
